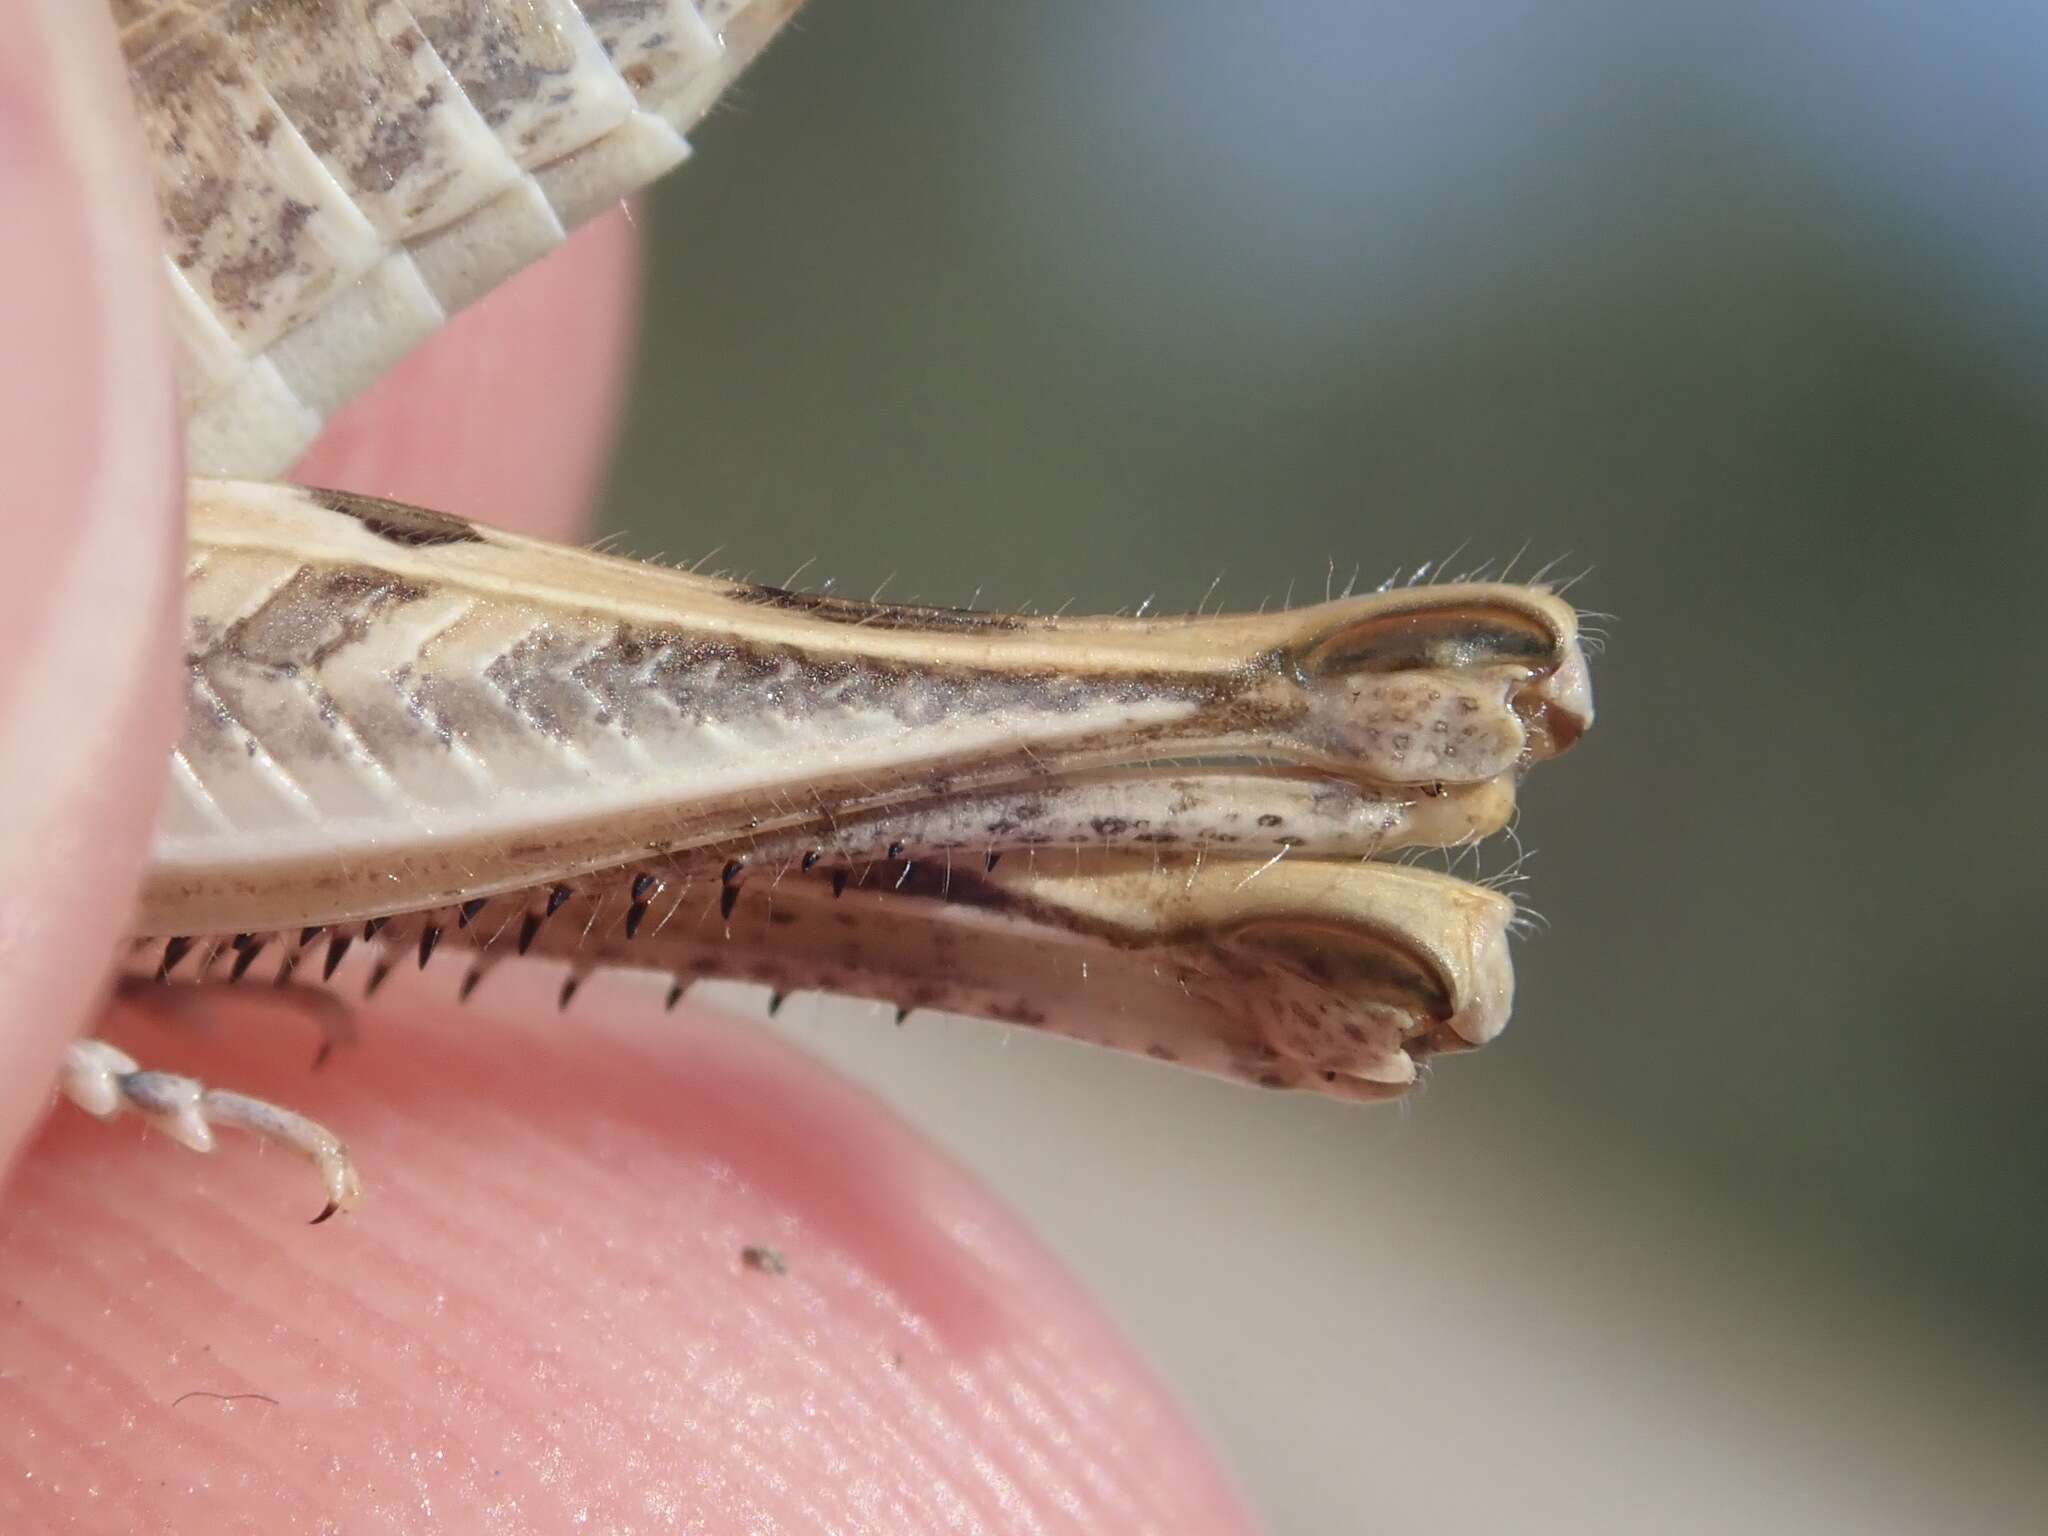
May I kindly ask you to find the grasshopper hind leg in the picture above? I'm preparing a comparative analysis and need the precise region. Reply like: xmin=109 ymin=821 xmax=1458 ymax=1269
xmin=57 ymin=1037 xmax=362 ymax=1222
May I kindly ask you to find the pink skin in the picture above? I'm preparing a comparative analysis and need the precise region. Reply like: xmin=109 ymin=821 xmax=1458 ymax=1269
xmin=0 ymin=6 xmax=1256 ymax=1530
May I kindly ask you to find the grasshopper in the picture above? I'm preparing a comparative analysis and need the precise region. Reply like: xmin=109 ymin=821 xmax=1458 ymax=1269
xmin=65 ymin=1 xmax=1596 ymax=1218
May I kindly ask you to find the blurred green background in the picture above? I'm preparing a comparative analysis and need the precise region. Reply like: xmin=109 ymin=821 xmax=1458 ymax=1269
xmin=600 ymin=3 xmax=2047 ymax=1528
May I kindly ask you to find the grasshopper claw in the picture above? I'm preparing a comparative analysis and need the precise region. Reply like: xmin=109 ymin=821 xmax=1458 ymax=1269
xmin=59 ymin=1039 xmax=362 ymax=1221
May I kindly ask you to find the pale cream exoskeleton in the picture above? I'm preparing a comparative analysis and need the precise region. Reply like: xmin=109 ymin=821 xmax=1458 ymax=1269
xmin=66 ymin=0 xmax=1598 ymax=1214
xmin=82 ymin=481 xmax=1592 ymax=1213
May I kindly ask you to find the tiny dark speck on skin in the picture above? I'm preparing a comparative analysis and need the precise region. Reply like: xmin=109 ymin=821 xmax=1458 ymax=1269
xmin=741 ymin=1244 xmax=788 ymax=1276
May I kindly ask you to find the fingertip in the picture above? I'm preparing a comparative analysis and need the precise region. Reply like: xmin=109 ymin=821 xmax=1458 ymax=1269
xmin=0 ymin=1 xmax=182 ymax=1166
xmin=1 ymin=979 xmax=1257 ymax=1533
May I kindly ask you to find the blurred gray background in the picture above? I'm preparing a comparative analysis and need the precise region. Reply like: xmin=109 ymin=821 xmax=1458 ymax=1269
xmin=600 ymin=3 xmax=2048 ymax=1529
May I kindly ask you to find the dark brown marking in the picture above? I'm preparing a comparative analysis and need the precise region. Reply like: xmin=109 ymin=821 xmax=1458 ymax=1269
xmin=731 ymin=583 xmax=1029 ymax=636
xmin=409 ymin=0 xmax=583 ymax=132
xmin=306 ymin=488 xmax=486 ymax=548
